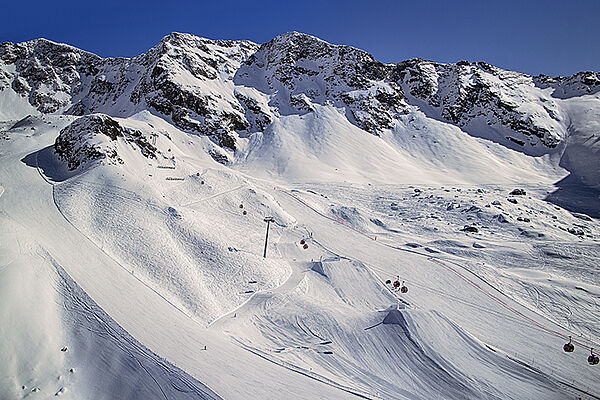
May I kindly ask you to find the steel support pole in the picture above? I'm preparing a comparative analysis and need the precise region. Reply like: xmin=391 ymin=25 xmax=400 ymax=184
xmin=263 ymin=218 xmax=272 ymax=258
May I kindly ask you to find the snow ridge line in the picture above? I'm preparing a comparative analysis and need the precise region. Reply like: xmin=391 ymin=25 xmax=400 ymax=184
xmin=308 ymin=236 xmax=410 ymax=307
xmin=276 ymin=186 xmax=600 ymax=354
xmin=310 ymin=235 xmax=564 ymax=333
xmin=49 ymin=182 xmax=200 ymax=324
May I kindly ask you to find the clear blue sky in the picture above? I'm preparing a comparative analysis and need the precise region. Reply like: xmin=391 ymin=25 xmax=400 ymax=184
xmin=2 ymin=0 xmax=597 ymax=76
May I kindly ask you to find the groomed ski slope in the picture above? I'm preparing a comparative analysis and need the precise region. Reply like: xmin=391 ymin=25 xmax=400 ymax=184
xmin=0 ymin=119 xmax=354 ymax=399
xmin=1 ymin=113 xmax=599 ymax=399
xmin=0 ymin=216 xmax=221 ymax=400
xmin=265 ymin=187 xmax=599 ymax=394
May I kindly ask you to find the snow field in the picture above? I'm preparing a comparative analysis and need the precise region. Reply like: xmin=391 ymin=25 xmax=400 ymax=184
xmin=265 ymin=184 xmax=599 ymax=396
xmin=214 ymin=234 xmax=568 ymax=399
xmin=53 ymin=164 xmax=291 ymax=326
xmin=0 ymin=201 xmax=218 ymax=400
xmin=282 ymin=182 xmax=600 ymax=344
xmin=1 ymin=120 xmax=357 ymax=399
xmin=236 ymin=103 xmax=567 ymax=187
xmin=1 ymin=106 xmax=599 ymax=398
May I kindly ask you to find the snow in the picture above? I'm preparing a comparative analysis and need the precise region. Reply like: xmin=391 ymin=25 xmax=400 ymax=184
xmin=236 ymin=103 xmax=567 ymax=186
xmin=1 ymin=33 xmax=600 ymax=399
xmin=1 ymin=114 xmax=598 ymax=399
xmin=0 ymin=88 xmax=39 ymax=121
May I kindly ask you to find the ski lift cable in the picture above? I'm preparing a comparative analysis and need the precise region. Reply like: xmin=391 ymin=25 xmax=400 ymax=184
xmin=371 ymin=266 xmax=558 ymax=332
xmin=276 ymin=187 xmax=600 ymax=355
xmin=311 ymin=235 xmax=551 ymax=333
xmin=374 ymin=257 xmax=598 ymax=354
xmin=324 ymin=238 xmax=595 ymax=349
xmin=427 ymin=257 xmax=598 ymax=353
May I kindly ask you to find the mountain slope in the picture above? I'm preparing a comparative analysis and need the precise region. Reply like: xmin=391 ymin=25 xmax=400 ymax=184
xmin=1 ymin=32 xmax=599 ymax=187
xmin=1 ymin=32 xmax=599 ymax=400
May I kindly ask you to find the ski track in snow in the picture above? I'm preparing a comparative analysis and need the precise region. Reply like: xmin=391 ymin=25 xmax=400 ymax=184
xmin=2 ymin=115 xmax=599 ymax=399
xmin=0 ymin=122 xmax=359 ymax=399
xmin=279 ymin=185 xmax=598 ymax=347
xmin=264 ymin=185 xmax=599 ymax=397
xmin=17 ymin=169 xmax=600 ymax=398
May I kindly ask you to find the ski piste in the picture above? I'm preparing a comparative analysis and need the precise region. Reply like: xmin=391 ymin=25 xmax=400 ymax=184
xmin=1 ymin=32 xmax=599 ymax=399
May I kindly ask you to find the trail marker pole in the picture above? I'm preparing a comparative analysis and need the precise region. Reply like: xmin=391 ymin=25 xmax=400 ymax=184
xmin=263 ymin=216 xmax=275 ymax=258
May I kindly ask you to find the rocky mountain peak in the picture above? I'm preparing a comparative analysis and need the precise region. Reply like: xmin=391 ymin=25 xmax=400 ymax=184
xmin=0 ymin=38 xmax=101 ymax=113
xmin=534 ymin=70 xmax=600 ymax=99
xmin=54 ymin=113 xmax=156 ymax=170
xmin=392 ymin=57 xmax=567 ymax=153
xmin=2 ymin=33 xmax=599 ymax=188
xmin=236 ymin=31 xmax=406 ymax=134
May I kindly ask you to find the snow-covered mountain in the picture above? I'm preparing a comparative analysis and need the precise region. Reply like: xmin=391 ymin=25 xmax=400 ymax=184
xmin=0 ymin=33 xmax=258 ymax=151
xmin=1 ymin=32 xmax=599 ymax=186
xmin=1 ymin=32 xmax=599 ymax=400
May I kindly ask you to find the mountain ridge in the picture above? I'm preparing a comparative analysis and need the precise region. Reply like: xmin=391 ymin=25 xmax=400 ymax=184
xmin=1 ymin=32 xmax=599 ymax=188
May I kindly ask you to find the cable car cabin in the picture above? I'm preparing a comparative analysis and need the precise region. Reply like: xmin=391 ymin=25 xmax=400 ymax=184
xmin=563 ymin=343 xmax=574 ymax=352
xmin=300 ymin=239 xmax=305 ymax=245
xmin=589 ymin=349 xmax=599 ymax=365
xmin=397 ymin=280 xmax=408 ymax=293
xmin=303 ymin=243 xmax=309 ymax=249
xmin=563 ymin=336 xmax=574 ymax=353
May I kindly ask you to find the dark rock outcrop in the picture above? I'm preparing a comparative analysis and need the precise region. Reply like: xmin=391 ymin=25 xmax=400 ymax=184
xmin=54 ymin=114 xmax=156 ymax=170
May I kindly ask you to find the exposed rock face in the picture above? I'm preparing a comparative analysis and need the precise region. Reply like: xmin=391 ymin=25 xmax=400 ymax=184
xmin=1 ymin=34 xmax=258 ymax=150
xmin=0 ymin=39 xmax=101 ymax=113
xmin=1 ymin=32 xmax=599 ymax=185
xmin=534 ymin=71 xmax=600 ymax=99
xmin=55 ymin=114 xmax=156 ymax=170
xmin=133 ymin=33 xmax=259 ymax=150
xmin=235 ymin=32 xmax=408 ymax=135
xmin=392 ymin=59 xmax=566 ymax=152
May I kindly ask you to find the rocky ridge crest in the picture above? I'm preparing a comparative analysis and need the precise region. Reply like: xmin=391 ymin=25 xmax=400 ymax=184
xmin=1 ymin=32 xmax=599 ymax=176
